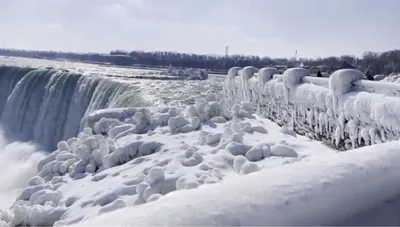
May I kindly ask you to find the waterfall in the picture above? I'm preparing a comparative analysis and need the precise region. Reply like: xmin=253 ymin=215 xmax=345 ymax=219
xmin=0 ymin=66 xmax=145 ymax=151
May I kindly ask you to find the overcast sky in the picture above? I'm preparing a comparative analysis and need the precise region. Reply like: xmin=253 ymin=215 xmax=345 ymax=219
xmin=0 ymin=0 xmax=398 ymax=58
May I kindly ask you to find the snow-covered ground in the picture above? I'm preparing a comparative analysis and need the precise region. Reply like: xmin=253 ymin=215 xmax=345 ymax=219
xmin=1 ymin=59 xmax=400 ymax=226
xmin=1 ymin=91 xmax=400 ymax=226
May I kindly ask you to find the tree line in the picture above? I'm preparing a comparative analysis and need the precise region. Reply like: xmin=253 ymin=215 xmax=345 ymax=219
xmin=0 ymin=48 xmax=399 ymax=75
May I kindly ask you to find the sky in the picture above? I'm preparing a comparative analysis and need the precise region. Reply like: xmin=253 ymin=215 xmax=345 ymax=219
xmin=0 ymin=0 xmax=399 ymax=58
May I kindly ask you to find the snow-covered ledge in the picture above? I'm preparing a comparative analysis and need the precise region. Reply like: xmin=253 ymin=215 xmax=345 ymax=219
xmin=224 ymin=67 xmax=400 ymax=150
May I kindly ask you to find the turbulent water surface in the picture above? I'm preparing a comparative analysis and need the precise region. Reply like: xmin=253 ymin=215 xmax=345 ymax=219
xmin=0 ymin=56 xmax=224 ymax=151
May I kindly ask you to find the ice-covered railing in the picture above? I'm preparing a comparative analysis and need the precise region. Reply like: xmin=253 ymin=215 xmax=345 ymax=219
xmin=224 ymin=66 xmax=400 ymax=150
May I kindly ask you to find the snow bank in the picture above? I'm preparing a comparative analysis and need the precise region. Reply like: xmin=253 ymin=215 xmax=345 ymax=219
xmin=1 ymin=92 xmax=283 ymax=226
xmin=224 ymin=66 xmax=400 ymax=150
xmin=77 ymin=141 xmax=400 ymax=226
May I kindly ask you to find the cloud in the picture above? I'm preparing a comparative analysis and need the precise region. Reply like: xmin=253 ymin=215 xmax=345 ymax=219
xmin=104 ymin=3 xmax=129 ymax=19
xmin=0 ymin=0 xmax=399 ymax=57
xmin=46 ymin=23 xmax=63 ymax=31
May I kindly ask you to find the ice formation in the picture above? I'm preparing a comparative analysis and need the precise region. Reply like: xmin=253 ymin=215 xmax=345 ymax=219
xmin=224 ymin=66 xmax=400 ymax=150
xmin=0 ymin=66 xmax=144 ymax=151
xmin=0 ymin=90 xmax=297 ymax=226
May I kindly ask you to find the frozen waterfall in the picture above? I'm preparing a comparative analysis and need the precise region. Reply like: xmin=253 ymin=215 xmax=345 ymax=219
xmin=0 ymin=66 xmax=145 ymax=151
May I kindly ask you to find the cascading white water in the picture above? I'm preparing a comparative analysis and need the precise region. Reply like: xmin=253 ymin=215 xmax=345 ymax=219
xmin=0 ymin=129 xmax=44 ymax=209
xmin=0 ymin=66 xmax=146 ymax=151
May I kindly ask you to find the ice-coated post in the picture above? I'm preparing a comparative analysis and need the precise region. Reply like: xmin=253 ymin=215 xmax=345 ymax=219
xmin=258 ymin=67 xmax=279 ymax=87
xmin=225 ymin=67 xmax=242 ymax=100
xmin=329 ymin=69 xmax=364 ymax=96
xmin=328 ymin=69 xmax=364 ymax=113
xmin=282 ymin=68 xmax=310 ymax=103
xmin=241 ymin=66 xmax=258 ymax=102
xmin=228 ymin=67 xmax=242 ymax=79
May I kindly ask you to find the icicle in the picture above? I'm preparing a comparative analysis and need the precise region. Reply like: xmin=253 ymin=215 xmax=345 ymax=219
xmin=335 ymin=127 xmax=341 ymax=147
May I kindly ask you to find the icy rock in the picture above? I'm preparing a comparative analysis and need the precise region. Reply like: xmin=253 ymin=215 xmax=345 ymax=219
xmin=75 ymin=145 xmax=91 ymax=163
xmin=182 ymin=152 xmax=203 ymax=167
xmin=232 ymin=104 xmax=240 ymax=115
xmin=50 ymin=176 xmax=63 ymax=185
xmin=124 ymin=141 xmax=143 ymax=158
xmin=180 ymin=124 xmax=194 ymax=133
xmin=10 ymin=205 xmax=66 ymax=226
xmin=168 ymin=116 xmax=190 ymax=133
xmin=245 ymin=144 xmax=271 ymax=161
xmin=280 ymin=126 xmax=297 ymax=137
xmin=158 ymin=113 xmax=172 ymax=126
xmin=210 ymin=116 xmax=227 ymax=123
xmin=241 ymin=124 xmax=253 ymax=133
xmin=185 ymin=181 xmax=200 ymax=190
xmin=59 ymin=159 xmax=76 ymax=175
xmin=190 ymin=116 xmax=201 ymax=130
xmin=147 ymin=194 xmax=163 ymax=203
xmin=241 ymin=102 xmax=257 ymax=114
xmin=231 ymin=123 xmax=242 ymax=133
xmin=93 ymin=118 xmax=122 ymax=135
xmin=57 ymin=141 xmax=71 ymax=152
xmin=252 ymin=126 xmax=268 ymax=134
xmin=133 ymin=111 xmax=145 ymax=125
xmin=56 ymin=152 xmax=76 ymax=162
xmin=147 ymin=130 xmax=156 ymax=136
xmin=147 ymin=167 xmax=165 ymax=184
xmin=138 ymin=141 xmax=163 ymax=156
xmin=278 ymin=140 xmax=289 ymax=146
xmin=228 ymin=133 xmax=244 ymax=144
xmin=108 ymin=124 xmax=134 ymax=138
xmin=37 ymin=151 xmax=61 ymax=172
xmin=83 ymin=127 xmax=93 ymax=136
xmin=233 ymin=155 xmax=247 ymax=173
xmin=136 ymin=182 xmax=150 ymax=200
xmin=98 ymin=199 xmax=127 ymax=215
xmin=73 ymin=160 xmax=87 ymax=175
xmin=205 ymin=92 xmax=217 ymax=102
xmin=176 ymin=177 xmax=187 ymax=190
xmin=28 ymin=176 xmax=45 ymax=186
xmin=17 ymin=184 xmax=53 ymax=201
xmin=212 ymin=169 xmax=223 ymax=179
xmin=186 ymin=105 xmax=198 ymax=118
xmin=238 ymin=109 xmax=253 ymax=118
xmin=226 ymin=142 xmax=251 ymax=156
xmin=30 ymin=189 xmax=63 ymax=206
xmin=206 ymin=133 xmax=222 ymax=145
xmin=184 ymin=147 xmax=196 ymax=158
xmin=270 ymin=144 xmax=298 ymax=157
xmin=85 ymin=159 xmax=97 ymax=173
xmin=81 ymin=137 xmax=99 ymax=151
xmin=168 ymin=107 xmax=179 ymax=117
xmin=197 ymin=131 xmax=209 ymax=145
xmin=205 ymin=102 xmax=221 ymax=119
xmin=241 ymin=162 xmax=259 ymax=174
xmin=78 ymin=131 xmax=90 ymax=141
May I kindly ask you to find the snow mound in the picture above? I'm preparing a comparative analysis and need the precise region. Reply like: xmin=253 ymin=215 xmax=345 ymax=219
xmin=76 ymin=141 xmax=400 ymax=226
xmin=1 ymin=92 xmax=288 ymax=226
